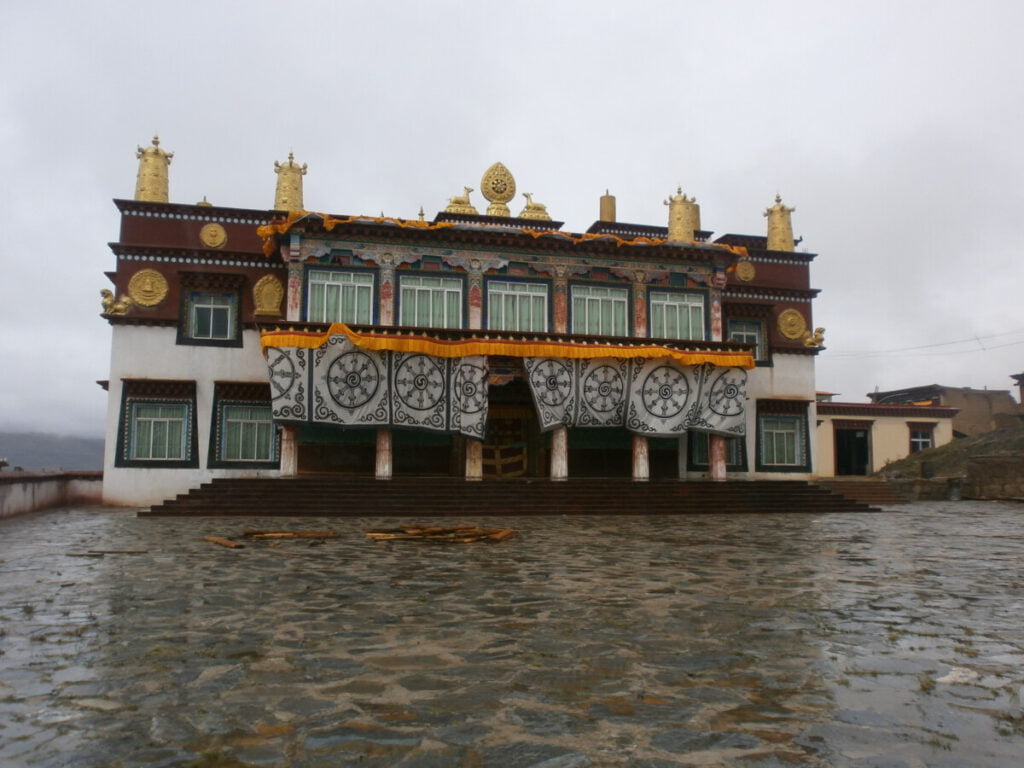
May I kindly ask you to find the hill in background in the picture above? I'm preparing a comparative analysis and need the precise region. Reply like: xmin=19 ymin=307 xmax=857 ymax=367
xmin=0 ymin=433 xmax=104 ymax=471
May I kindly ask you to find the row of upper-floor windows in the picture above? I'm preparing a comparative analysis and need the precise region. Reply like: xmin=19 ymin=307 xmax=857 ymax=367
xmin=304 ymin=268 xmax=710 ymax=340
xmin=175 ymin=270 xmax=769 ymax=360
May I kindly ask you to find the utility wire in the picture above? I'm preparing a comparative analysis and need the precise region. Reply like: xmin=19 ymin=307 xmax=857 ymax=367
xmin=827 ymin=328 xmax=1024 ymax=358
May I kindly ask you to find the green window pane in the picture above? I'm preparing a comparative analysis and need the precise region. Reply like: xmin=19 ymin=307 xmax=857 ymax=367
xmin=194 ymin=306 xmax=211 ymax=337
xmin=211 ymin=307 xmax=229 ymax=338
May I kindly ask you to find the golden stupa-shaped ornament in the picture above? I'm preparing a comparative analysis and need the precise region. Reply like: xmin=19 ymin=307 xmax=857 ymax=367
xmin=664 ymin=187 xmax=700 ymax=242
xmin=134 ymin=136 xmax=173 ymax=202
xmin=480 ymin=162 xmax=516 ymax=217
xmin=274 ymin=152 xmax=307 ymax=211
xmin=764 ymin=194 xmax=795 ymax=251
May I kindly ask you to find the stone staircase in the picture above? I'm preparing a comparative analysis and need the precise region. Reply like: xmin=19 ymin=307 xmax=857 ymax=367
xmin=142 ymin=476 xmax=885 ymax=517
xmin=816 ymin=478 xmax=911 ymax=506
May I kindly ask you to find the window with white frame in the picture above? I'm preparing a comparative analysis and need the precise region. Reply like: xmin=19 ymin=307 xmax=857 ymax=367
xmin=758 ymin=415 xmax=805 ymax=467
xmin=909 ymin=424 xmax=935 ymax=453
xmin=188 ymin=292 xmax=236 ymax=340
xmin=399 ymin=275 xmax=463 ymax=328
xmin=222 ymin=405 xmax=276 ymax=462
xmin=130 ymin=403 xmax=189 ymax=461
xmin=649 ymin=291 xmax=704 ymax=340
xmin=307 ymin=270 xmax=374 ymax=324
xmin=571 ymin=285 xmax=629 ymax=336
xmin=727 ymin=318 xmax=766 ymax=360
xmin=487 ymin=281 xmax=548 ymax=332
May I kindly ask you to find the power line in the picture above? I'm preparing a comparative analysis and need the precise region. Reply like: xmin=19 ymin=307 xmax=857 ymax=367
xmin=827 ymin=328 xmax=1024 ymax=358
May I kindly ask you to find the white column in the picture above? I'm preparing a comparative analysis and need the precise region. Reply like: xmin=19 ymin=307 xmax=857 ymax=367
xmin=550 ymin=426 xmax=568 ymax=481
xmin=279 ymin=426 xmax=298 ymax=477
xmin=709 ymin=434 xmax=727 ymax=482
xmin=465 ymin=439 xmax=483 ymax=481
xmin=632 ymin=434 xmax=649 ymax=481
xmin=375 ymin=429 xmax=393 ymax=480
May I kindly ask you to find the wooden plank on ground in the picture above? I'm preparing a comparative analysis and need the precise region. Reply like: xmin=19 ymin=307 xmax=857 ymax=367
xmin=203 ymin=536 xmax=245 ymax=549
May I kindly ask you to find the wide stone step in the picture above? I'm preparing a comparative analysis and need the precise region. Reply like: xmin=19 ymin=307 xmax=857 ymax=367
xmin=142 ymin=477 xmax=880 ymax=517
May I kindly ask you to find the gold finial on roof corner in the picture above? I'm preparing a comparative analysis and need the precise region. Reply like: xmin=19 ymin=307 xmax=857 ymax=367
xmin=196 ymin=196 xmax=212 ymax=207
xmin=803 ymin=327 xmax=825 ymax=348
xmin=518 ymin=192 xmax=552 ymax=221
xmin=134 ymin=135 xmax=173 ymax=202
xmin=481 ymin=162 xmax=516 ymax=217
xmin=664 ymin=186 xmax=700 ymax=242
xmin=444 ymin=186 xmax=479 ymax=215
xmin=418 ymin=206 xmax=426 ymax=222
xmin=764 ymin=193 xmax=796 ymax=251
xmin=274 ymin=152 xmax=307 ymax=211
xmin=100 ymin=288 xmax=133 ymax=316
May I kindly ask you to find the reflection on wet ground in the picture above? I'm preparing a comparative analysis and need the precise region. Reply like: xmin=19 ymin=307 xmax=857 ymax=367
xmin=1 ymin=501 xmax=1022 ymax=767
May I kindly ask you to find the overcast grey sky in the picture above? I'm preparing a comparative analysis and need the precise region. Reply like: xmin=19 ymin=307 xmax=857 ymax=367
xmin=2 ymin=0 xmax=1022 ymax=437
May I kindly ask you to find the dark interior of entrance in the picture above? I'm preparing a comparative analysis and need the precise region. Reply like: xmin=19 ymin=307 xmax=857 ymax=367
xmin=834 ymin=427 xmax=870 ymax=476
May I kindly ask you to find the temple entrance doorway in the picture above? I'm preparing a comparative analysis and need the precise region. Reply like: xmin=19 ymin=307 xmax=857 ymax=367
xmin=483 ymin=406 xmax=547 ymax=478
xmin=834 ymin=425 xmax=871 ymax=476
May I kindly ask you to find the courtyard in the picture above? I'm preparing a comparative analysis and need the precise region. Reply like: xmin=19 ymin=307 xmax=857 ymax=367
xmin=1 ymin=502 xmax=1022 ymax=767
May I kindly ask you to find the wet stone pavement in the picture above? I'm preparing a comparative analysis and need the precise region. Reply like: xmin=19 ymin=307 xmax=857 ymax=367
xmin=1 ymin=502 xmax=1023 ymax=767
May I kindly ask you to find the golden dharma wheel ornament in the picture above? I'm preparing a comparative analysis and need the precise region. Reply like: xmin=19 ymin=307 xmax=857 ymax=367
xmin=735 ymin=260 xmax=756 ymax=282
xmin=127 ymin=269 xmax=169 ymax=307
xmin=778 ymin=308 xmax=808 ymax=340
xmin=199 ymin=223 xmax=228 ymax=249
xmin=481 ymin=162 xmax=516 ymax=217
xmin=253 ymin=275 xmax=285 ymax=317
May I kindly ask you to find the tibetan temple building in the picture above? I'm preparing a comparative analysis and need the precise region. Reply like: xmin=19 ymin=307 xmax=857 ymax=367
xmin=100 ymin=138 xmax=825 ymax=506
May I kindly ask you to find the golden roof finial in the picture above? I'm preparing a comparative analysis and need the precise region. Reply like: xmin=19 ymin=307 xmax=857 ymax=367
xmin=274 ymin=152 xmax=307 ymax=211
xmin=418 ymin=206 xmax=425 ymax=222
xmin=481 ymin=162 xmax=516 ymax=217
xmin=134 ymin=135 xmax=173 ymax=202
xmin=599 ymin=189 xmax=616 ymax=222
xmin=444 ymin=186 xmax=479 ymax=215
xmin=764 ymin=193 xmax=796 ymax=251
xmin=518 ymin=192 xmax=552 ymax=221
xmin=664 ymin=186 xmax=700 ymax=242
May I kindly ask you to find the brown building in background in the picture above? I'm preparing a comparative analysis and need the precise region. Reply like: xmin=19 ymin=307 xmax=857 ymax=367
xmin=867 ymin=384 xmax=1023 ymax=437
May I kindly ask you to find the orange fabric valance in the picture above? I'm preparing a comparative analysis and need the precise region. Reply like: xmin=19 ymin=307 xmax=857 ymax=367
xmin=261 ymin=323 xmax=755 ymax=369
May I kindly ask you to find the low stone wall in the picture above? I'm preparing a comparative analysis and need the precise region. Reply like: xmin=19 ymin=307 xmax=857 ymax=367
xmin=0 ymin=472 xmax=103 ymax=518
xmin=965 ymin=456 xmax=1024 ymax=500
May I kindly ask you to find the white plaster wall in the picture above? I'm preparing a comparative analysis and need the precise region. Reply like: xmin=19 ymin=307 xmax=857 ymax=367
xmin=685 ymin=354 xmax=818 ymax=481
xmin=815 ymin=419 xmax=836 ymax=477
xmin=102 ymin=326 xmax=280 ymax=506
xmin=0 ymin=476 xmax=103 ymax=518
xmin=815 ymin=415 xmax=955 ymax=477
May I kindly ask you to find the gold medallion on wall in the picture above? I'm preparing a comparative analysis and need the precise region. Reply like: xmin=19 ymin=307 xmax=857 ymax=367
xmin=253 ymin=275 xmax=285 ymax=317
xmin=127 ymin=268 xmax=169 ymax=307
xmin=735 ymin=260 xmax=756 ymax=282
xmin=777 ymin=308 xmax=808 ymax=340
xmin=480 ymin=162 xmax=516 ymax=217
xmin=199 ymin=223 xmax=228 ymax=249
